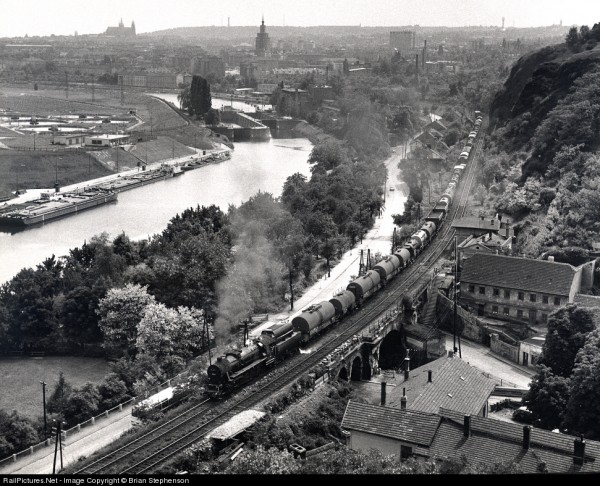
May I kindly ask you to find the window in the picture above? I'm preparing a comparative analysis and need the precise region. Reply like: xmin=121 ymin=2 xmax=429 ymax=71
xmin=492 ymin=305 xmax=498 ymax=314
xmin=517 ymin=310 xmax=523 ymax=318
xmin=504 ymin=289 xmax=510 ymax=299
xmin=542 ymin=313 xmax=548 ymax=322
xmin=518 ymin=292 xmax=524 ymax=301
xmin=503 ymin=307 xmax=510 ymax=316
xmin=530 ymin=294 xmax=536 ymax=303
xmin=543 ymin=295 xmax=549 ymax=304
xmin=493 ymin=288 xmax=499 ymax=296
xmin=468 ymin=285 xmax=475 ymax=293
xmin=554 ymin=297 xmax=561 ymax=306
xmin=479 ymin=286 xmax=485 ymax=295
xmin=400 ymin=445 xmax=413 ymax=460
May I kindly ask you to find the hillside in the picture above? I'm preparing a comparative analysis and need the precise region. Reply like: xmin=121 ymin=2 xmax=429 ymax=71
xmin=489 ymin=24 xmax=600 ymax=176
xmin=479 ymin=23 xmax=600 ymax=264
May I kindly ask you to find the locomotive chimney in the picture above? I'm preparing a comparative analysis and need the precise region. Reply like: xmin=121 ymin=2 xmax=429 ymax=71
xmin=380 ymin=382 xmax=387 ymax=406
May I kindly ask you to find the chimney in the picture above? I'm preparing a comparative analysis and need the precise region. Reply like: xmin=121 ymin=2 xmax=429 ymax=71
xmin=548 ymin=256 xmax=555 ymax=262
xmin=574 ymin=436 xmax=586 ymax=465
xmin=401 ymin=388 xmax=407 ymax=410
xmin=463 ymin=415 xmax=472 ymax=438
xmin=523 ymin=426 xmax=531 ymax=450
xmin=380 ymin=382 xmax=387 ymax=406
xmin=427 ymin=370 xmax=432 ymax=383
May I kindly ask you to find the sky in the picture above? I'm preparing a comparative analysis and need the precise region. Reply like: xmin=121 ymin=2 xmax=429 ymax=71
xmin=1 ymin=0 xmax=598 ymax=37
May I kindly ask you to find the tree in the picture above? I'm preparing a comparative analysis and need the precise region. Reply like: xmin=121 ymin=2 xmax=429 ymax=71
xmin=177 ymin=85 xmax=190 ymax=112
xmin=97 ymin=283 xmax=155 ymax=354
xmin=136 ymin=303 xmax=206 ymax=368
xmin=563 ymin=330 xmax=600 ymax=438
xmin=97 ymin=373 xmax=130 ymax=410
xmin=566 ymin=26 xmax=580 ymax=49
xmin=0 ymin=410 xmax=40 ymax=457
xmin=47 ymin=371 xmax=72 ymax=415
xmin=537 ymin=304 xmax=596 ymax=377
xmin=204 ymin=108 xmax=220 ymax=126
xmin=522 ymin=364 xmax=570 ymax=430
xmin=63 ymin=382 xmax=100 ymax=425
xmin=189 ymin=75 xmax=212 ymax=117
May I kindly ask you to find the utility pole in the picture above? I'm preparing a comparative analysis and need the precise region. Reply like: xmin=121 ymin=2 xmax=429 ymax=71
xmin=52 ymin=421 xmax=64 ymax=474
xmin=289 ymin=257 xmax=294 ymax=311
xmin=453 ymin=235 xmax=457 ymax=356
xmin=40 ymin=381 xmax=47 ymax=440
xmin=33 ymin=131 xmax=36 ymax=151
xmin=88 ymin=152 xmax=91 ymax=176
xmin=65 ymin=72 xmax=68 ymax=99
xmin=116 ymin=146 xmax=119 ymax=173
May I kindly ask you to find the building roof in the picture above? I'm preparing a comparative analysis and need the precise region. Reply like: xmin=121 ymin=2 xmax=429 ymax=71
xmin=574 ymin=293 xmax=600 ymax=308
xmin=458 ymin=232 xmax=511 ymax=251
xmin=520 ymin=333 xmax=545 ymax=348
xmin=429 ymin=408 xmax=600 ymax=473
xmin=206 ymin=409 xmax=266 ymax=440
xmin=452 ymin=216 xmax=505 ymax=232
xmin=460 ymin=253 xmax=577 ymax=296
xmin=344 ymin=403 xmax=600 ymax=472
xmin=385 ymin=357 xmax=497 ymax=416
xmin=341 ymin=400 xmax=441 ymax=446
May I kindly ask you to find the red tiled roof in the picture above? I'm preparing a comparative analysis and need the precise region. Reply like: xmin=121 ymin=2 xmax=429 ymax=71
xmin=341 ymin=400 xmax=441 ymax=446
xmin=460 ymin=253 xmax=577 ymax=296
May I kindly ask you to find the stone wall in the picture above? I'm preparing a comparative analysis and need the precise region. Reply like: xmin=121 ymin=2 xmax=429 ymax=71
xmin=490 ymin=333 xmax=519 ymax=363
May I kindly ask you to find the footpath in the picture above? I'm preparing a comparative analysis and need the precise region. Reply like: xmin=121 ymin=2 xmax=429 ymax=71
xmin=0 ymin=405 xmax=133 ymax=474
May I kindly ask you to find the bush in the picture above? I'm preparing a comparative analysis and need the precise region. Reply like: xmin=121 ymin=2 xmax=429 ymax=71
xmin=512 ymin=408 xmax=534 ymax=424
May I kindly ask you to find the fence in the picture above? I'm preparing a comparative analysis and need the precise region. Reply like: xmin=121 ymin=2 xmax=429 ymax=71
xmin=0 ymin=365 xmax=200 ymax=470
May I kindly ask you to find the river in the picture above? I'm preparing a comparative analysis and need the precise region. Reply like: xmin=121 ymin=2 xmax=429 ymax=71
xmin=0 ymin=97 xmax=312 ymax=284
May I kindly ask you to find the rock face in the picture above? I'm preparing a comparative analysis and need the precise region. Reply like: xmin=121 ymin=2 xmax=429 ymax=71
xmin=489 ymin=25 xmax=600 ymax=160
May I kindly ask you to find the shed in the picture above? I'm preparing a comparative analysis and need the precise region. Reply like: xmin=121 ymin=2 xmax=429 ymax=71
xmin=206 ymin=410 xmax=266 ymax=441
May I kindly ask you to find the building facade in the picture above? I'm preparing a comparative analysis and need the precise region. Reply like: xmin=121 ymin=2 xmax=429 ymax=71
xmin=459 ymin=253 xmax=594 ymax=325
xmin=390 ymin=31 xmax=415 ymax=55
xmin=255 ymin=18 xmax=272 ymax=57
xmin=105 ymin=19 xmax=136 ymax=37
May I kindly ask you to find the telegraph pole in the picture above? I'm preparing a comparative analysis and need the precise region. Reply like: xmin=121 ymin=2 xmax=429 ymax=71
xmin=40 ymin=381 xmax=47 ymax=440
xmin=453 ymin=236 xmax=458 ymax=356
xmin=289 ymin=257 xmax=294 ymax=311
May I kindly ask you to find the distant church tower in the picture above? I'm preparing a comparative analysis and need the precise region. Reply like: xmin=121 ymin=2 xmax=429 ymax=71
xmin=131 ymin=21 xmax=136 ymax=35
xmin=255 ymin=16 xmax=272 ymax=57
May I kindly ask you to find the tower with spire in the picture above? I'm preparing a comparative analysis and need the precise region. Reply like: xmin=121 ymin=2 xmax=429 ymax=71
xmin=104 ymin=18 xmax=136 ymax=37
xmin=255 ymin=16 xmax=272 ymax=57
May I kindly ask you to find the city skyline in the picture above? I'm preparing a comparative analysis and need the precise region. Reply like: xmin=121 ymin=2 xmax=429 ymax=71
xmin=0 ymin=0 xmax=598 ymax=38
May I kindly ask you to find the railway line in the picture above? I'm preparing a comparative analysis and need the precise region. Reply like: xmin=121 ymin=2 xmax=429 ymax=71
xmin=73 ymin=118 xmax=485 ymax=474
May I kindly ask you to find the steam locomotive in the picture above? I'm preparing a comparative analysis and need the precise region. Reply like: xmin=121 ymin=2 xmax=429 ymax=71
xmin=205 ymin=112 xmax=483 ymax=398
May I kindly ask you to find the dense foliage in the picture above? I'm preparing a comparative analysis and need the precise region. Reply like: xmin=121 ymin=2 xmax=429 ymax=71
xmin=523 ymin=304 xmax=600 ymax=438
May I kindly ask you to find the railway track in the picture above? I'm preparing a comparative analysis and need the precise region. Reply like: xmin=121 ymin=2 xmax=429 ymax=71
xmin=74 ymin=120 xmax=484 ymax=475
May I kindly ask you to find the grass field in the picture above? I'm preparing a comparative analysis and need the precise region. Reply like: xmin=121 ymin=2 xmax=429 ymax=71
xmin=0 ymin=356 xmax=109 ymax=419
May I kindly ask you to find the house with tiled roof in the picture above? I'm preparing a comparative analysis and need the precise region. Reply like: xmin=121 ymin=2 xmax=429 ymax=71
xmin=364 ymin=356 xmax=497 ymax=417
xmin=457 ymin=232 xmax=512 ymax=270
xmin=341 ymin=403 xmax=600 ymax=472
xmin=459 ymin=253 xmax=595 ymax=326
xmin=452 ymin=215 xmax=513 ymax=244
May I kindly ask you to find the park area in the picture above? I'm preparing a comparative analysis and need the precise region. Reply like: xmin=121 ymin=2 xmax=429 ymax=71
xmin=0 ymin=356 xmax=109 ymax=419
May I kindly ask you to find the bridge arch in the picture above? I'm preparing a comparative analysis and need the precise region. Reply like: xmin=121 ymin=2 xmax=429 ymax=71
xmin=361 ymin=357 xmax=372 ymax=380
xmin=378 ymin=329 xmax=407 ymax=370
xmin=338 ymin=366 xmax=349 ymax=381
xmin=350 ymin=356 xmax=362 ymax=381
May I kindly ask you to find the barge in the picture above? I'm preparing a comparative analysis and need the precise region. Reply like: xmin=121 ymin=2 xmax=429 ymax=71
xmin=0 ymin=189 xmax=117 ymax=227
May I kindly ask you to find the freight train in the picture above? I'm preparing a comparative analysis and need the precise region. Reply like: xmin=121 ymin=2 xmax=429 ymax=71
xmin=205 ymin=113 xmax=483 ymax=398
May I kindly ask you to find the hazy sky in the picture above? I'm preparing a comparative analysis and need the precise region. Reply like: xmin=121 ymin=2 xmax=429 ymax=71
xmin=1 ymin=0 xmax=598 ymax=37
